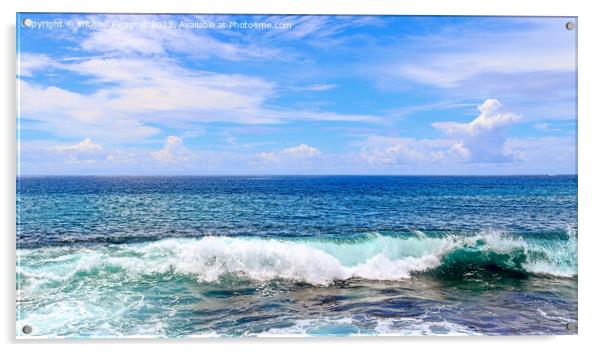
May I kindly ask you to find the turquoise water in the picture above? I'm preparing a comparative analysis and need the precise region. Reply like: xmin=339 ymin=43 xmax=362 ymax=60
xmin=16 ymin=176 xmax=577 ymax=337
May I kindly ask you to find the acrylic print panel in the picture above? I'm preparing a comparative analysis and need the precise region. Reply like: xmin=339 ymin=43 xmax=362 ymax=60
xmin=16 ymin=13 xmax=577 ymax=338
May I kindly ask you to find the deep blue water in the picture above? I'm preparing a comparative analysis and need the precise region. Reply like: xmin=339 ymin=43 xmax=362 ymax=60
xmin=16 ymin=176 xmax=578 ymax=337
xmin=17 ymin=175 xmax=577 ymax=246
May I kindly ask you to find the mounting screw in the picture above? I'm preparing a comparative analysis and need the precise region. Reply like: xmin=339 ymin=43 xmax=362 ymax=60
xmin=565 ymin=21 xmax=575 ymax=30
xmin=22 ymin=325 xmax=32 ymax=334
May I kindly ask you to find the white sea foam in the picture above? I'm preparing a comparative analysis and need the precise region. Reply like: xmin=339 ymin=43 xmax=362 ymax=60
xmin=17 ymin=230 xmax=577 ymax=291
xmin=255 ymin=317 xmax=357 ymax=337
xmin=372 ymin=317 xmax=480 ymax=336
xmin=255 ymin=316 xmax=479 ymax=337
xmin=15 ymin=230 xmax=577 ymax=338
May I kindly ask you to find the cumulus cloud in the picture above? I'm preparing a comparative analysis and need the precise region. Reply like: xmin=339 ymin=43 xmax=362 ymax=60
xmin=358 ymin=136 xmax=467 ymax=166
xmin=151 ymin=136 xmax=191 ymax=163
xmin=282 ymin=144 xmax=320 ymax=156
xmin=432 ymin=99 xmax=520 ymax=162
xmin=254 ymin=144 xmax=320 ymax=163
xmin=45 ymin=138 xmax=104 ymax=165
xmin=50 ymin=138 xmax=103 ymax=153
xmin=359 ymin=99 xmax=521 ymax=165
xmin=433 ymin=99 xmax=519 ymax=135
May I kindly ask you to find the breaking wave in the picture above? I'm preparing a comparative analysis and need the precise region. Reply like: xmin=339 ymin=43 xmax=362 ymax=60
xmin=17 ymin=229 xmax=577 ymax=289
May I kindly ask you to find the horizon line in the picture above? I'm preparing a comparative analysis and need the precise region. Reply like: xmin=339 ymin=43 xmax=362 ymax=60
xmin=16 ymin=173 xmax=578 ymax=177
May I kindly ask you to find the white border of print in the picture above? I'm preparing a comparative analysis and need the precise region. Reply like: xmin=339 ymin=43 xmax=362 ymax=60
xmin=2 ymin=0 xmax=600 ymax=351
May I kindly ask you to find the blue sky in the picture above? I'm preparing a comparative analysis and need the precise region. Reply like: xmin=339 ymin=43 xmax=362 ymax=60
xmin=17 ymin=14 xmax=577 ymax=175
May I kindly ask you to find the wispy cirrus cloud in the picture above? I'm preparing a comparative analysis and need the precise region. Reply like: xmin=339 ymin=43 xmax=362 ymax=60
xmin=260 ymin=15 xmax=381 ymax=40
xmin=18 ymin=53 xmax=57 ymax=77
xmin=16 ymin=14 xmax=386 ymax=145
xmin=371 ymin=18 xmax=576 ymax=122
xmin=293 ymin=83 xmax=338 ymax=92
xmin=77 ymin=14 xmax=286 ymax=61
xmin=19 ymin=55 xmax=381 ymax=143
xmin=73 ymin=15 xmax=377 ymax=61
xmin=386 ymin=19 xmax=575 ymax=88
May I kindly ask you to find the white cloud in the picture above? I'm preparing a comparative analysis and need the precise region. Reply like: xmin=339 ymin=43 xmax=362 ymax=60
xmin=78 ymin=15 xmax=284 ymax=61
xmin=533 ymin=122 xmax=563 ymax=132
xmin=106 ymin=150 xmax=137 ymax=164
xmin=358 ymin=136 xmax=467 ymax=166
xmin=72 ymin=15 xmax=382 ymax=64
xmin=18 ymin=16 xmax=576 ymax=175
xmin=43 ymin=138 xmax=105 ymax=166
xmin=19 ymin=79 xmax=160 ymax=142
xmin=253 ymin=152 xmax=278 ymax=163
xmin=432 ymin=99 xmax=519 ymax=135
xmin=18 ymin=53 xmax=55 ymax=77
xmin=19 ymin=55 xmax=380 ymax=144
xmin=296 ymin=83 xmax=338 ymax=92
xmin=151 ymin=136 xmax=191 ymax=163
xmin=358 ymin=99 xmax=521 ymax=165
xmin=66 ymin=58 xmax=273 ymax=112
xmin=282 ymin=144 xmax=320 ymax=156
xmin=388 ymin=19 xmax=575 ymax=88
xmin=254 ymin=143 xmax=320 ymax=163
xmin=50 ymin=138 xmax=103 ymax=153
xmin=450 ymin=142 xmax=471 ymax=160
xmin=18 ymin=134 xmax=575 ymax=175
xmin=62 ymin=58 xmax=377 ymax=124
xmin=261 ymin=15 xmax=380 ymax=41
xmin=18 ymin=57 xmax=275 ymax=142
xmin=431 ymin=99 xmax=520 ymax=162
xmin=17 ymin=15 xmax=387 ymax=145
xmin=81 ymin=28 xmax=164 ymax=55
xmin=263 ymin=109 xmax=381 ymax=123
xmin=371 ymin=18 xmax=576 ymax=122
xmin=503 ymin=136 xmax=576 ymax=173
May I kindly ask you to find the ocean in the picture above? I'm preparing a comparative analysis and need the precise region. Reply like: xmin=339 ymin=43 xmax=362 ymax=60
xmin=16 ymin=175 xmax=578 ymax=337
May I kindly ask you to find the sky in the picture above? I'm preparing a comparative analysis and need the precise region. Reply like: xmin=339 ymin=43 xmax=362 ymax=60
xmin=17 ymin=14 xmax=577 ymax=175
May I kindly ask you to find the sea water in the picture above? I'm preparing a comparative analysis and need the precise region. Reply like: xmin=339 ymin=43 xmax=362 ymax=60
xmin=16 ymin=176 xmax=577 ymax=337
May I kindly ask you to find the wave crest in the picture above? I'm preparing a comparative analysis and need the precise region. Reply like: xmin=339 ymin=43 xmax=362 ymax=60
xmin=17 ymin=230 xmax=577 ymax=289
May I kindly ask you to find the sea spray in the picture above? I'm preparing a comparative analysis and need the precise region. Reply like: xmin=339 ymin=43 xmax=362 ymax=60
xmin=18 ymin=230 xmax=577 ymax=292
